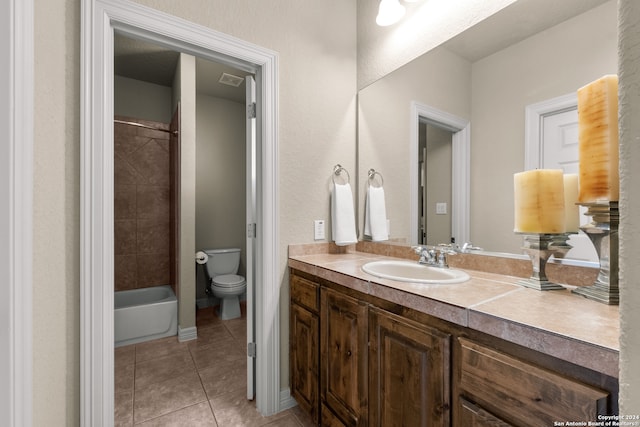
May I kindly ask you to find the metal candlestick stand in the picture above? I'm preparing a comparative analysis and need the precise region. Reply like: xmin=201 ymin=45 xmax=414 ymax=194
xmin=517 ymin=233 xmax=573 ymax=291
xmin=572 ymin=202 xmax=619 ymax=305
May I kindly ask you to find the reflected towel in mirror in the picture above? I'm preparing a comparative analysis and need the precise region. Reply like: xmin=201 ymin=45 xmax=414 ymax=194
xmin=365 ymin=185 xmax=389 ymax=241
xmin=331 ymin=182 xmax=358 ymax=245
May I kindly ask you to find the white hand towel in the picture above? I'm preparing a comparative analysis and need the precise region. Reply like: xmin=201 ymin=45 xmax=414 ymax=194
xmin=331 ymin=182 xmax=358 ymax=246
xmin=365 ymin=185 xmax=388 ymax=241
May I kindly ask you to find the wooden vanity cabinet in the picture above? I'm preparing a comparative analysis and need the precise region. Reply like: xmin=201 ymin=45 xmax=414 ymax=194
xmin=290 ymin=274 xmax=321 ymax=424
xmin=368 ymin=307 xmax=451 ymax=426
xmin=289 ymin=268 xmax=617 ymax=427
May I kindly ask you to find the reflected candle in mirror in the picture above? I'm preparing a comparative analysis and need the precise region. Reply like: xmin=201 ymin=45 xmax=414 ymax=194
xmin=514 ymin=169 xmax=565 ymax=234
xmin=577 ymin=74 xmax=619 ymax=203
xmin=563 ymin=173 xmax=579 ymax=232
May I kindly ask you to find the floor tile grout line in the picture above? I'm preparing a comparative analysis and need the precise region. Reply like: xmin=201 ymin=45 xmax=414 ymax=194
xmin=117 ymin=307 xmax=257 ymax=426
xmin=132 ymin=344 xmax=137 ymax=425
xmin=188 ymin=338 xmax=215 ymax=405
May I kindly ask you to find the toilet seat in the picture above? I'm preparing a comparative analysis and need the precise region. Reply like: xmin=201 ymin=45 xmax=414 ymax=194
xmin=213 ymin=274 xmax=246 ymax=288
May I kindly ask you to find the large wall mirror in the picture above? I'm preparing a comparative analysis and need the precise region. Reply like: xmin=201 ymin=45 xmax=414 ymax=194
xmin=357 ymin=0 xmax=617 ymax=260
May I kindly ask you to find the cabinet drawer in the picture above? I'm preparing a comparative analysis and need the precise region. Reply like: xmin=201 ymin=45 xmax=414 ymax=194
xmin=459 ymin=338 xmax=609 ymax=426
xmin=459 ymin=397 xmax=513 ymax=427
xmin=291 ymin=274 xmax=319 ymax=313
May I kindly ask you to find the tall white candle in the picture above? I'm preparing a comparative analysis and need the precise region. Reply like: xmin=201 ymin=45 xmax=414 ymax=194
xmin=577 ymin=74 xmax=619 ymax=203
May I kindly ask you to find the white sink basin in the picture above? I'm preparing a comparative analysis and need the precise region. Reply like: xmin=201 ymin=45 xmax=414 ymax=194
xmin=362 ymin=260 xmax=470 ymax=284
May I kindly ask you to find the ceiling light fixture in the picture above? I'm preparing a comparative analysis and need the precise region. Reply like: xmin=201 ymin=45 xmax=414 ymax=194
xmin=376 ymin=0 xmax=406 ymax=27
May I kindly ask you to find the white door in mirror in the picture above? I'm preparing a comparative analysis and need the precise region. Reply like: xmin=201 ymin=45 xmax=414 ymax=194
xmin=540 ymin=107 xmax=598 ymax=262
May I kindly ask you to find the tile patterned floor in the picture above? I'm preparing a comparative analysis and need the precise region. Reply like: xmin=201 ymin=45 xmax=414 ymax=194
xmin=115 ymin=306 xmax=314 ymax=426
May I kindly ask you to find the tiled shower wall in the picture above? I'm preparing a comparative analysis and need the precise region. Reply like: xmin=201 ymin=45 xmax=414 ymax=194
xmin=114 ymin=116 xmax=173 ymax=292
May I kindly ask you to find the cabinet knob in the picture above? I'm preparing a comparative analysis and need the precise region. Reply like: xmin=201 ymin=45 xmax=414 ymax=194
xmin=346 ymin=350 xmax=352 ymax=357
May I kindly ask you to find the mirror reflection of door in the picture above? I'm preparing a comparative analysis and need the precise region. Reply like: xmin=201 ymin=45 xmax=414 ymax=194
xmin=419 ymin=121 xmax=453 ymax=245
xmin=540 ymin=108 xmax=598 ymax=262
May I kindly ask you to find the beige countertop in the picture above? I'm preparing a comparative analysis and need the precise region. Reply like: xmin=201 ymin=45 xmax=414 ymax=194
xmin=288 ymin=244 xmax=619 ymax=378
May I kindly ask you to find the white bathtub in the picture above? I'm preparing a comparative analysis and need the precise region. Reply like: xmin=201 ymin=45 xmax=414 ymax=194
xmin=114 ymin=285 xmax=178 ymax=348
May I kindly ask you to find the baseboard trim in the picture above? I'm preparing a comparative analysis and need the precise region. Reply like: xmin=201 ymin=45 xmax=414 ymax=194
xmin=178 ymin=325 xmax=197 ymax=342
xmin=279 ymin=387 xmax=297 ymax=411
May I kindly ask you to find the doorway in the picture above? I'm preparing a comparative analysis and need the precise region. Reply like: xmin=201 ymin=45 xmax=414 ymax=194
xmin=410 ymin=101 xmax=470 ymax=247
xmin=419 ymin=121 xmax=454 ymax=246
xmin=81 ymin=1 xmax=281 ymax=424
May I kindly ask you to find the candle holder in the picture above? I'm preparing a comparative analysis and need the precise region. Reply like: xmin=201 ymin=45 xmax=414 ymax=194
xmin=572 ymin=201 xmax=619 ymax=305
xmin=516 ymin=233 xmax=573 ymax=291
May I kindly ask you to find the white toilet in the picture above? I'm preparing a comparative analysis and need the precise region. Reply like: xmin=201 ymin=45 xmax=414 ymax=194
xmin=203 ymin=248 xmax=247 ymax=320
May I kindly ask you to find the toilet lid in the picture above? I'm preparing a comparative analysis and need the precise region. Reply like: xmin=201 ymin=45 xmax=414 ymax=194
xmin=213 ymin=274 xmax=246 ymax=287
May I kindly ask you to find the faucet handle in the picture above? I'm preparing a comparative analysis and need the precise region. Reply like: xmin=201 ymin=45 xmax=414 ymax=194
xmin=436 ymin=243 xmax=458 ymax=255
xmin=461 ymin=242 xmax=483 ymax=253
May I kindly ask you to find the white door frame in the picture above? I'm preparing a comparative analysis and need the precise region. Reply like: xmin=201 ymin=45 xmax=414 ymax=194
xmin=410 ymin=101 xmax=470 ymax=246
xmin=524 ymin=92 xmax=577 ymax=170
xmin=81 ymin=1 xmax=280 ymax=425
xmin=1 ymin=0 xmax=33 ymax=426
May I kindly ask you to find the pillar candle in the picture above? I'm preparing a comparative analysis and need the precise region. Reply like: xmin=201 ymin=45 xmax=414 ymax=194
xmin=577 ymin=74 xmax=619 ymax=203
xmin=563 ymin=174 xmax=579 ymax=232
xmin=514 ymin=169 xmax=565 ymax=234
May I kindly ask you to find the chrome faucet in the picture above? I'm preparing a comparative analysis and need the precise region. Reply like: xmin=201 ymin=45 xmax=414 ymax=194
xmin=412 ymin=246 xmax=436 ymax=265
xmin=412 ymin=245 xmax=453 ymax=268
xmin=412 ymin=242 xmax=482 ymax=268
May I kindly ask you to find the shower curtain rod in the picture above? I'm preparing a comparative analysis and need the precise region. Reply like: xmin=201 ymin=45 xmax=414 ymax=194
xmin=114 ymin=119 xmax=178 ymax=135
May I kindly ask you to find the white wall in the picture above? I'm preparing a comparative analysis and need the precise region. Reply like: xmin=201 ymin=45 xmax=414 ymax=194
xmin=470 ymin=0 xmax=617 ymax=253
xmin=33 ymin=0 xmax=80 ymax=422
xmin=195 ymin=94 xmax=246 ymax=299
xmin=114 ymin=75 xmax=173 ymax=122
xmin=358 ymin=46 xmax=471 ymax=242
xmin=619 ymin=0 xmax=640 ymax=413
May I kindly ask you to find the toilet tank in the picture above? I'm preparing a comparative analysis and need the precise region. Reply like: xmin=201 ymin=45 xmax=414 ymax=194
xmin=203 ymin=248 xmax=241 ymax=277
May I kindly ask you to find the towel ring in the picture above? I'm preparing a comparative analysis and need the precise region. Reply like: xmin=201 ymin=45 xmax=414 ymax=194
xmin=367 ymin=168 xmax=384 ymax=188
xmin=332 ymin=164 xmax=350 ymax=184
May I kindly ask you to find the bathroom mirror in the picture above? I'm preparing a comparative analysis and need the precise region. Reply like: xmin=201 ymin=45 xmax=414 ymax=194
xmin=357 ymin=0 xmax=617 ymax=258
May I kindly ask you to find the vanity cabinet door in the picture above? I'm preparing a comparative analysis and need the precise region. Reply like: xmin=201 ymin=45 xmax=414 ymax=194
xmin=368 ymin=307 xmax=451 ymax=427
xmin=321 ymin=288 xmax=368 ymax=427
xmin=290 ymin=274 xmax=320 ymax=424
xmin=291 ymin=303 xmax=320 ymax=423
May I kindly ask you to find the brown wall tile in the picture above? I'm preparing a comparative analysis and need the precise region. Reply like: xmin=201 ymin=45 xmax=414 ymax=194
xmin=115 ymin=255 xmax=138 ymax=291
xmin=115 ymin=220 xmax=137 ymax=255
xmin=115 ymin=185 xmax=136 ymax=219
xmin=114 ymin=118 xmax=173 ymax=291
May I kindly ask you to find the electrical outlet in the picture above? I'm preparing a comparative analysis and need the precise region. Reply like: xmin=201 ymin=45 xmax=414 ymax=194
xmin=314 ymin=220 xmax=325 ymax=240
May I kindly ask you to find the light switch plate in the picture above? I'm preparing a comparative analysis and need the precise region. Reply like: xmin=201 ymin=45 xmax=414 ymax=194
xmin=314 ymin=220 xmax=325 ymax=240
xmin=436 ymin=202 xmax=447 ymax=215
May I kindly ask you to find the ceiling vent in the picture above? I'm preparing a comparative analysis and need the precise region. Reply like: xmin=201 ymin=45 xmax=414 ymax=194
xmin=218 ymin=72 xmax=244 ymax=87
